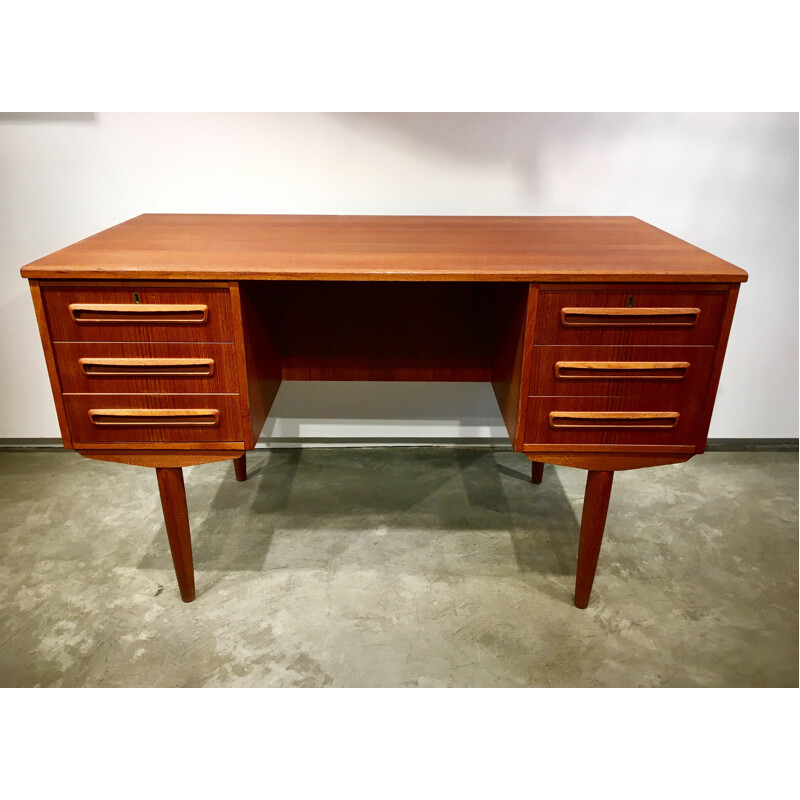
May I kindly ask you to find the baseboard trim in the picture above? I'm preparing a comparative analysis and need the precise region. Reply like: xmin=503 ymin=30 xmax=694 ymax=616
xmin=1 ymin=437 xmax=797 ymax=451
xmin=703 ymin=438 xmax=798 ymax=452
xmin=0 ymin=438 xmax=65 ymax=450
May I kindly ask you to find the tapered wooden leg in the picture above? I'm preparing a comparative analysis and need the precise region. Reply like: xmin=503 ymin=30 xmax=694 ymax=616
xmin=233 ymin=453 xmax=247 ymax=482
xmin=530 ymin=460 xmax=544 ymax=484
xmin=574 ymin=470 xmax=614 ymax=609
xmin=156 ymin=467 xmax=195 ymax=603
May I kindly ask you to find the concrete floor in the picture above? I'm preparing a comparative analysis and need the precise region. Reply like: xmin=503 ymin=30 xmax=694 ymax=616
xmin=0 ymin=448 xmax=796 ymax=687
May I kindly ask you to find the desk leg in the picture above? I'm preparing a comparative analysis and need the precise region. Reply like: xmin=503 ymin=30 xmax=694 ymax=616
xmin=530 ymin=460 xmax=544 ymax=484
xmin=233 ymin=453 xmax=247 ymax=482
xmin=156 ymin=467 xmax=196 ymax=603
xmin=574 ymin=470 xmax=614 ymax=609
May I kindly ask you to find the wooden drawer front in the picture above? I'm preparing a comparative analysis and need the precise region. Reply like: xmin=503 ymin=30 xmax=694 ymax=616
xmin=42 ymin=285 xmax=233 ymax=342
xmin=528 ymin=345 xmax=715 ymax=398
xmin=53 ymin=342 xmax=239 ymax=394
xmin=524 ymin=395 xmax=707 ymax=447
xmin=65 ymin=394 xmax=243 ymax=444
xmin=535 ymin=286 xmax=727 ymax=345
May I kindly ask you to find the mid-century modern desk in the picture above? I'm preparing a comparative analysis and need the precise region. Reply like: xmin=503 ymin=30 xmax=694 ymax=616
xmin=21 ymin=215 xmax=748 ymax=608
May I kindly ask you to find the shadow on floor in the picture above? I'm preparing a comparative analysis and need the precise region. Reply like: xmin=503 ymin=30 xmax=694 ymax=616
xmin=137 ymin=448 xmax=581 ymax=585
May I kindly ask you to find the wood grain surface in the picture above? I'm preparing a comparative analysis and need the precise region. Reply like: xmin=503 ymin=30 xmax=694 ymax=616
xmin=41 ymin=284 xmax=234 ymax=342
xmin=525 ymin=452 xmax=692 ymax=470
xmin=64 ymin=393 xmax=242 ymax=444
xmin=528 ymin=345 xmax=715 ymax=398
xmin=535 ymin=285 xmax=728 ymax=345
xmin=78 ymin=449 xmax=245 ymax=468
xmin=524 ymin=394 xmax=705 ymax=447
xmin=694 ymin=284 xmax=742 ymax=453
xmin=28 ymin=280 xmax=74 ymax=448
xmin=156 ymin=467 xmax=196 ymax=602
xmin=20 ymin=215 xmax=749 ymax=283
xmin=54 ymin=342 xmax=238 ymax=394
xmin=252 ymin=281 xmax=520 ymax=381
xmin=231 ymin=282 xmax=283 ymax=447
xmin=574 ymin=470 xmax=614 ymax=608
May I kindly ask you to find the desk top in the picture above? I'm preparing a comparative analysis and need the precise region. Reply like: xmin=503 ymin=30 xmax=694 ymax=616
xmin=21 ymin=214 xmax=748 ymax=283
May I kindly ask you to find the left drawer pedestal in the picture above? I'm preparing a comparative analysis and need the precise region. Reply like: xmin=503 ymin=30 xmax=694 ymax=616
xmin=29 ymin=280 xmax=250 ymax=602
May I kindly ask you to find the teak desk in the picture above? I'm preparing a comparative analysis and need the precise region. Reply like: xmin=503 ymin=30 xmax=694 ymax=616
xmin=21 ymin=215 xmax=748 ymax=608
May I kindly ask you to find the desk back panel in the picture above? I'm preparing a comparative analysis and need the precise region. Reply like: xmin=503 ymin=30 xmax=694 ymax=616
xmin=239 ymin=281 xmax=527 ymax=383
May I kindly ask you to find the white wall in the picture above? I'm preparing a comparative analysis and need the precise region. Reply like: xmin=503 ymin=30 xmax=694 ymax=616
xmin=1 ymin=112 xmax=796 ymax=441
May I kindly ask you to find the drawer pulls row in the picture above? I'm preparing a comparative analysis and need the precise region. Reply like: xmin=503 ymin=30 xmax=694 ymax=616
xmin=561 ymin=307 xmax=701 ymax=327
xmin=69 ymin=303 xmax=209 ymax=324
xmin=80 ymin=358 xmax=689 ymax=381
xmin=88 ymin=408 xmax=220 ymax=427
xmin=79 ymin=358 xmax=215 ymax=377
xmin=549 ymin=412 xmax=680 ymax=430
xmin=554 ymin=361 xmax=690 ymax=380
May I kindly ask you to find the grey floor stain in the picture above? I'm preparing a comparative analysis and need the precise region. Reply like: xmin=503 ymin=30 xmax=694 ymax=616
xmin=0 ymin=448 xmax=796 ymax=687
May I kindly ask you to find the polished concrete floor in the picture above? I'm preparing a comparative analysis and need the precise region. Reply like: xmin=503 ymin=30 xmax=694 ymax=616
xmin=0 ymin=448 xmax=796 ymax=687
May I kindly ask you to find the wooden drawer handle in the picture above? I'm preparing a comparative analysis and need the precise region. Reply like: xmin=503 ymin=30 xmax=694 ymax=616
xmin=560 ymin=307 xmax=701 ymax=327
xmin=88 ymin=408 xmax=220 ymax=427
xmin=549 ymin=411 xmax=680 ymax=430
xmin=69 ymin=303 xmax=208 ymax=324
xmin=554 ymin=361 xmax=690 ymax=380
xmin=79 ymin=358 xmax=215 ymax=377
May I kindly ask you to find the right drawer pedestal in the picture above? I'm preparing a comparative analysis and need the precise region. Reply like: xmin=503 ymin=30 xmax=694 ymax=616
xmin=524 ymin=285 xmax=730 ymax=452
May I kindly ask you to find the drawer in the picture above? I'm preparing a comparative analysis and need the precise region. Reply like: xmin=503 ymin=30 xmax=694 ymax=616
xmin=41 ymin=284 xmax=234 ymax=342
xmin=53 ymin=342 xmax=240 ymax=394
xmin=535 ymin=285 xmax=727 ymax=345
xmin=64 ymin=393 xmax=243 ymax=445
xmin=524 ymin=395 xmax=707 ymax=448
xmin=527 ymin=344 xmax=716 ymax=399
